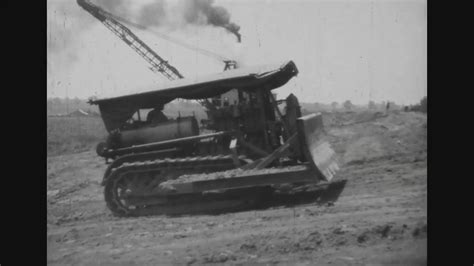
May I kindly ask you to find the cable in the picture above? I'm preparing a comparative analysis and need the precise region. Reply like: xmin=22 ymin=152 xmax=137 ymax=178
xmin=110 ymin=13 xmax=230 ymax=62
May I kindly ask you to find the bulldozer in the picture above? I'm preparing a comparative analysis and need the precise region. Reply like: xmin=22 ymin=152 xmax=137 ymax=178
xmin=78 ymin=0 xmax=344 ymax=217
xmin=90 ymin=61 xmax=343 ymax=216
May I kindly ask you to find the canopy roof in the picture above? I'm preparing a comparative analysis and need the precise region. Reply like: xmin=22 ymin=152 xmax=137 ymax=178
xmin=91 ymin=60 xmax=298 ymax=132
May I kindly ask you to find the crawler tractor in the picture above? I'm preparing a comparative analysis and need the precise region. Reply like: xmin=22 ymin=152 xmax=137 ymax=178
xmin=78 ymin=0 xmax=343 ymax=216
xmin=91 ymin=61 xmax=342 ymax=216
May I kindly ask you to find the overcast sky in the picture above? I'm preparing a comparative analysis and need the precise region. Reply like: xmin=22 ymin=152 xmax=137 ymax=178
xmin=47 ymin=0 xmax=426 ymax=105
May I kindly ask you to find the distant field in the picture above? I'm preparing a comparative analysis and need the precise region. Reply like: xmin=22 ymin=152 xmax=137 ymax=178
xmin=47 ymin=117 xmax=107 ymax=157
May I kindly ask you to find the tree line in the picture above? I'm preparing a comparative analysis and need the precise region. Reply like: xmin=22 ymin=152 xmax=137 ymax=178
xmin=47 ymin=96 xmax=428 ymax=118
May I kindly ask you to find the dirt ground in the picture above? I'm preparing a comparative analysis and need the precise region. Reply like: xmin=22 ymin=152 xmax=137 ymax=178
xmin=47 ymin=110 xmax=427 ymax=265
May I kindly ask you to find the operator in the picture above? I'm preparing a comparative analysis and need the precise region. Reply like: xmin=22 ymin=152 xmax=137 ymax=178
xmin=147 ymin=105 xmax=168 ymax=124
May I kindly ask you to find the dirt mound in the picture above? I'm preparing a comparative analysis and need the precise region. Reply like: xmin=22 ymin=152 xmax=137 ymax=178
xmin=323 ymin=111 xmax=385 ymax=127
xmin=326 ymin=111 xmax=427 ymax=165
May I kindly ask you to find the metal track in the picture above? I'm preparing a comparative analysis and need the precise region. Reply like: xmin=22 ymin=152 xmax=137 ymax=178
xmin=104 ymin=155 xmax=247 ymax=216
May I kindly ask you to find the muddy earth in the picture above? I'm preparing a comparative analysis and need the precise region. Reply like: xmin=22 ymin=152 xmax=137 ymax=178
xmin=47 ymin=111 xmax=427 ymax=265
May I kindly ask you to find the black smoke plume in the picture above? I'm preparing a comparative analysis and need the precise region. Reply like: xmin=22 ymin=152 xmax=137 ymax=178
xmin=182 ymin=0 xmax=241 ymax=42
xmin=93 ymin=0 xmax=241 ymax=42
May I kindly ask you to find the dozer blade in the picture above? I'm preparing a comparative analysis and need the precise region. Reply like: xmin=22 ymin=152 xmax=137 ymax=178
xmin=297 ymin=113 xmax=340 ymax=181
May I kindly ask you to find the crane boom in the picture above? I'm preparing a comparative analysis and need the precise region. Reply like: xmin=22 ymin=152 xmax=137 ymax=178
xmin=77 ymin=0 xmax=184 ymax=81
